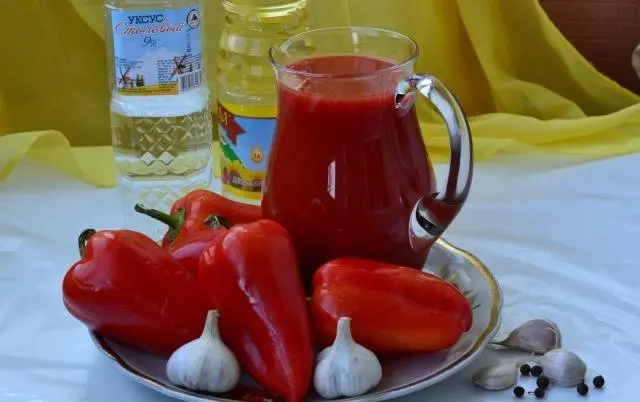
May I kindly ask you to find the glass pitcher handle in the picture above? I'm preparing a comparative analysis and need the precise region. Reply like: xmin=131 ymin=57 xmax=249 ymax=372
xmin=396 ymin=74 xmax=474 ymax=252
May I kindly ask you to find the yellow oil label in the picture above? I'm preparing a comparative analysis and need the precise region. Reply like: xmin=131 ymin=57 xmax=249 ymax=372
xmin=217 ymin=101 xmax=277 ymax=202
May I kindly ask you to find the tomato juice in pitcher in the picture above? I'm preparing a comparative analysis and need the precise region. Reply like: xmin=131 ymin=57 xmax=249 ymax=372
xmin=263 ymin=28 xmax=473 ymax=286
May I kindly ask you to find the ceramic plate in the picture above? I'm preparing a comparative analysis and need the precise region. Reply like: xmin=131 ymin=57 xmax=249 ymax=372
xmin=90 ymin=238 xmax=502 ymax=402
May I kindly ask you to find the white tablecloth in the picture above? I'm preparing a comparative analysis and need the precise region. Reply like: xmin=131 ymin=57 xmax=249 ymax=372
xmin=1 ymin=154 xmax=639 ymax=402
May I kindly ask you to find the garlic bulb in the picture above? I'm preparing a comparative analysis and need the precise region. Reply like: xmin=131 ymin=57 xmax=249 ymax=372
xmin=313 ymin=317 xmax=382 ymax=399
xmin=472 ymin=362 xmax=518 ymax=390
xmin=166 ymin=310 xmax=240 ymax=393
xmin=490 ymin=319 xmax=562 ymax=355
xmin=538 ymin=348 xmax=586 ymax=387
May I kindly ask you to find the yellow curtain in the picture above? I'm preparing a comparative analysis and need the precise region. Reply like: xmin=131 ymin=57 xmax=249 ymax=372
xmin=1 ymin=0 xmax=639 ymax=187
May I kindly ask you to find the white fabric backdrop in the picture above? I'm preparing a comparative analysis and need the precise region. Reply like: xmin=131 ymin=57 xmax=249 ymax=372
xmin=1 ymin=154 xmax=638 ymax=401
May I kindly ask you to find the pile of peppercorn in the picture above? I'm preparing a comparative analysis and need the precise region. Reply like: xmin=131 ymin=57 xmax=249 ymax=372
xmin=512 ymin=363 xmax=605 ymax=398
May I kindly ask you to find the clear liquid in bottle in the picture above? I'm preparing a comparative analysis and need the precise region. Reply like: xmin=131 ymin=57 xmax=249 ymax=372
xmin=106 ymin=0 xmax=213 ymax=238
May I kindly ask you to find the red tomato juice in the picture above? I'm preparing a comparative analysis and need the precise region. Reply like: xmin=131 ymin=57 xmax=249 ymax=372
xmin=263 ymin=55 xmax=436 ymax=286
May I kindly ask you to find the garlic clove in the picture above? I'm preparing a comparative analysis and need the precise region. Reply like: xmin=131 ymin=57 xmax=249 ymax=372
xmin=313 ymin=317 xmax=382 ymax=399
xmin=472 ymin=362 xmax=518 ymax=390
xmin=490 ymin=319 xmax=562 ymax=355
xmin=538 ymin=348 xmax=586 ymax=387
xmin=166 ymin=310 xmax=240 ymax=393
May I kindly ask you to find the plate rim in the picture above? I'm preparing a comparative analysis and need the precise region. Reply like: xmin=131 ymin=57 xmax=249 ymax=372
xmin=90 ymin=238 xmax=503 ymax=402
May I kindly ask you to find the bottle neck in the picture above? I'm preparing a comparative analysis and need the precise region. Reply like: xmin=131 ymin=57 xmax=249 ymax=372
xmin=222 ymin=0 xmax=308 ymax=32
xmin=222 ymin=0 xmax=307 ymax=14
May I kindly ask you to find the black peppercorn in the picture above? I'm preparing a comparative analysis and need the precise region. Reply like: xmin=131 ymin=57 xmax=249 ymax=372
xmin=593 ymin=375 xmax=605 ymax=388
xmin=513 ymin=386 xmax=525 ymax=398
xmin=531 ymin=365 xmax=543 ymax=377
xmin=577 ymin=382 xmax=589 ymax=396
xmin=536 ymin=375 xmax=550 ymax=389
xmin=520 ymin=364 xmax=531 ymax=376
xmin=533 ymin=387 xmax=546 ymax=398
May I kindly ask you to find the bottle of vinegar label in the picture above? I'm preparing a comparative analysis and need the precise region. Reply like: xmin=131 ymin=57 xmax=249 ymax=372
xmin=216 ymin=0 xmax=308 ymax=205
xmin=106 ymin=0 xmax=213 ymax=237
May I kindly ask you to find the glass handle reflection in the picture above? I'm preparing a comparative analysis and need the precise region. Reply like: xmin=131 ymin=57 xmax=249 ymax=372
xmin=397 ymin=74 xmax=474 ymax=252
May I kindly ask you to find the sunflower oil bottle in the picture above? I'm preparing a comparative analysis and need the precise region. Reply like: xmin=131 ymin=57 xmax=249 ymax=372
xmin=106 ymin=0 xmax=213 ymax=237
xmin=216 ymin=0 xmax=308 ymax=205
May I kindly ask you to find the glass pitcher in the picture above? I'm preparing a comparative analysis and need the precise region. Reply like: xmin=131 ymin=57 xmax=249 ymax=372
xmin=263 ymin=27 xmax=473 ymax=287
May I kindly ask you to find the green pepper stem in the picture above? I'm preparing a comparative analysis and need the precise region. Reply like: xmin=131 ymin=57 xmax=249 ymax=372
xmin=204 ymin=214 xmax=233 ymax=229
xmin=78 ymin=229 xmax=97 ymax=258
xmin=134 ymin=204 xmax=180 ymax=229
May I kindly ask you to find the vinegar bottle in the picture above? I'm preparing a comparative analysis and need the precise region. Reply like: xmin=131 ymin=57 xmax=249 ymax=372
xmin=105 ymin=0 xmax=213 ymax=237
xmin=216 ymin=0 xmax=308 ymax=205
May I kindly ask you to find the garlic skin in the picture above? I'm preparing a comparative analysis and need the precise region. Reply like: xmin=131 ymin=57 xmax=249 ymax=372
xmin=538 ymin=348 xmax=586 ymax=387
xmin=472 ymin=362 xmax=518 ymax=390
xmin=166 ymin=310 xmax=240 ymax=393
xmin=490 ymin=319 xmax=562 ymax=355
xmin=313 ymin=317 xmax=382 ymax=399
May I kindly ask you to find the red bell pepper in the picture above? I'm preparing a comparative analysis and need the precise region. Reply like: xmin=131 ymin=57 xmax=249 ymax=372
xmin=62 ymin=229 xmax=211 ymax=357
xmin=199 ymin=220 xmax=313 ymax=402
xmin=134 ymin=189 xmax=262 ymax=248
xmin=311 ymin=258 xmax=473 ymax=354
xmin=169 ymin=216 xmax=230 ymax=278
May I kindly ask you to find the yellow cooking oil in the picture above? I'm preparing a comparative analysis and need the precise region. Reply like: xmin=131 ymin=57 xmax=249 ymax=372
xmin=215 ymin=0 xmax=308 ymax=205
